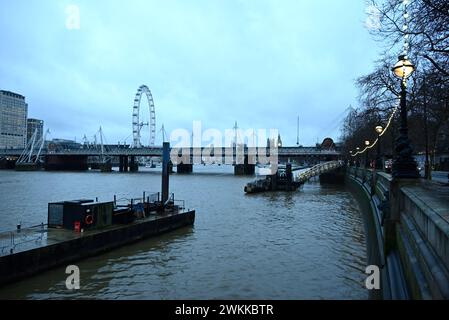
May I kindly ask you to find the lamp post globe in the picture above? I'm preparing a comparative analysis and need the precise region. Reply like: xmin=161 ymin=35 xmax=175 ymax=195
xmin=391 ymin=55 xmax=419 ymax=179
xmin=392 ymin=55 xmax=415 ymax=80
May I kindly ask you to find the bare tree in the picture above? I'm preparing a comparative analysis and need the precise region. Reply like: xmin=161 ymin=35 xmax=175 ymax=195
xmin=372 ymin=0 xmax=449 ymax=76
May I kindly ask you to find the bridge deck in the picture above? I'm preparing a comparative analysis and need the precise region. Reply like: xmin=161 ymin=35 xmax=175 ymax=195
xmin=0 ymin=146 xmax=342 ymax=157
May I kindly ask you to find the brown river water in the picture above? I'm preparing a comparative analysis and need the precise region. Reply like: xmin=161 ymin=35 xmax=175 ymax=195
xmin=0 ymin=166 xmax=367 ymax=299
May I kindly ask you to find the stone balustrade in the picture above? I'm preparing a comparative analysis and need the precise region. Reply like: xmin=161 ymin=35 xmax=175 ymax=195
xmin=347 ymin=166 xmax=449 ymax=300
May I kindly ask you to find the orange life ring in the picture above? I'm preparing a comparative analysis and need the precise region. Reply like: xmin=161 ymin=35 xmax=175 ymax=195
xmin=85 ymin=215 xmax=94 ymax=225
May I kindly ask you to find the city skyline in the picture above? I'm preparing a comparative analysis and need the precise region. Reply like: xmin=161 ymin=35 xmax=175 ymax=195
xmin=0 ymin=0 xmax=383 ymax=146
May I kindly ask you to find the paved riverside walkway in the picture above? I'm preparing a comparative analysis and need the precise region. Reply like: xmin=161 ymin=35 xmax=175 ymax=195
xmin=402 ymin=180 xmax=449 ymax=224
xmin=431 ymin=171 xmax=449 ymax=185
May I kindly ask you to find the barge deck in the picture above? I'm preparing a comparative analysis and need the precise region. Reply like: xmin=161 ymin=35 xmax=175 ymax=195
xmin=0 ymin=207 xmax=195 ymax=286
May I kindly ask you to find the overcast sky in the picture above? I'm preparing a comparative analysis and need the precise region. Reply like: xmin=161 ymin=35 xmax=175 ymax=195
xmin=0 ymin=0 xmax=383 ymax=146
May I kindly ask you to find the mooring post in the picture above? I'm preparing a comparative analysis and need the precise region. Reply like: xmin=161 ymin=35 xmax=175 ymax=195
xmin=286 ymin=163 xmax=293 ymax=191
xmin=271 ymin=172 xmax=278 ymax=191
xmin=161 ymin=142 xmax=170 ymax=204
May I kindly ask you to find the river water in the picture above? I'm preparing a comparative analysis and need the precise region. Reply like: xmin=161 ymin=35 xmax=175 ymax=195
xmin=0 ymin=166 xmax=367 ymax=299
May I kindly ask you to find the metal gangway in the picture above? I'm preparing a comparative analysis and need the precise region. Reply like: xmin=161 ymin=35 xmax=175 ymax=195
xmin=295 ymin=160 xmax=344 ymax=184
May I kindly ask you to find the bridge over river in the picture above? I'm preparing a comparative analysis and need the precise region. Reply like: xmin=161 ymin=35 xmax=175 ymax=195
xmin=0 ymin=146 xmax=342 ymax=174
xmin=0 ymin=146 xmax=341 ymax=157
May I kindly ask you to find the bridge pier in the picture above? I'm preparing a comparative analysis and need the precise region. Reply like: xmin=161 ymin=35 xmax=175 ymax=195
xmin=0 ymin=157 xmax=17 ymax=169
xmin=234 ymin=156 xmax=255 ymax=176
xmin=123 ymin=156 xmax=129 ymax=172
xmin=44 ymin=155 xmax=88 ymax=171
xmin=129 ymin=156 xmax=138 ymax=172
xmin=176 ymin=162 xmax=193 ymax=174
xmin=118 ymin=156 xmax=138 ymax=172
xmin=119 ymin=156 xmax=124 ymax=172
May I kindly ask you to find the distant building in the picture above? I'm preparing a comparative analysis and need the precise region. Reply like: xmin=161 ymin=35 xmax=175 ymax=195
xmin=321 ymin=138 xmax=336 ymax=150
xmin=266 ymin=134 xmax=283 ymax=148
xmin=27 ymin=118 xmax=44 ymax=143
xmin=0 ymin=90 xmax=28 ymax=149
xmin=277 ymin=134 xmax=283 ymax=148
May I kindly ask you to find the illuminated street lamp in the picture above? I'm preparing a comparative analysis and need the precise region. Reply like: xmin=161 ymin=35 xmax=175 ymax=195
xmin=356 ymin=147 xmax=360 ymax=167
xmin=392 ymin=56 xmax=415 ymax=79
xmin=391 ymin=55 xmax=419 ymax=178
xmin=365 ymin=140 xmax=370 ymax=168
xmin=375 ymin=126 xmax=384 ymax=170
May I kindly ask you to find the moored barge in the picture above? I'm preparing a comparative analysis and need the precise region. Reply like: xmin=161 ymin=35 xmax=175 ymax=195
xmin=244 ymin=163 xmax=302 ymax=194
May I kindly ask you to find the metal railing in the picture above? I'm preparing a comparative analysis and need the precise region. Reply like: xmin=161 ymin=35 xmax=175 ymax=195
xmin=113 ymin=192 xmax=186 ymax=214
xmin=295 ymin=160 xmax=344 ymax=184
xmin=0 ymin=223 xmax=47 ymax=255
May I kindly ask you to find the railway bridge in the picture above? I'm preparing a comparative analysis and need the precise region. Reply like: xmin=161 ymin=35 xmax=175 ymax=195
xmin=0 ymin=146 xmax=342 ymax=175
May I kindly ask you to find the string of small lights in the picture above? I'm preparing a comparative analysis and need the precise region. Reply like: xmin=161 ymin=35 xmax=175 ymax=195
xmin=403 ymin=0 xmax=410 ymax=57
xmin=349 ymin=102 xmax=399 ymax=157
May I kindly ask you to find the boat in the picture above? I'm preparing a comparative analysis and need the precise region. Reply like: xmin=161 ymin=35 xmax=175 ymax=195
xmin=145 ymin=162 xmax=156 ymax=168
xmin=244 ymin=164 xmax=303 ymax=194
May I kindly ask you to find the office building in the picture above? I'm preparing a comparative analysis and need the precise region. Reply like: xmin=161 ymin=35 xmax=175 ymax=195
xmin=0 ymin=90 xmax=28 ymax=149
xmin=27 ymin=118 xmax=44 ymax=143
